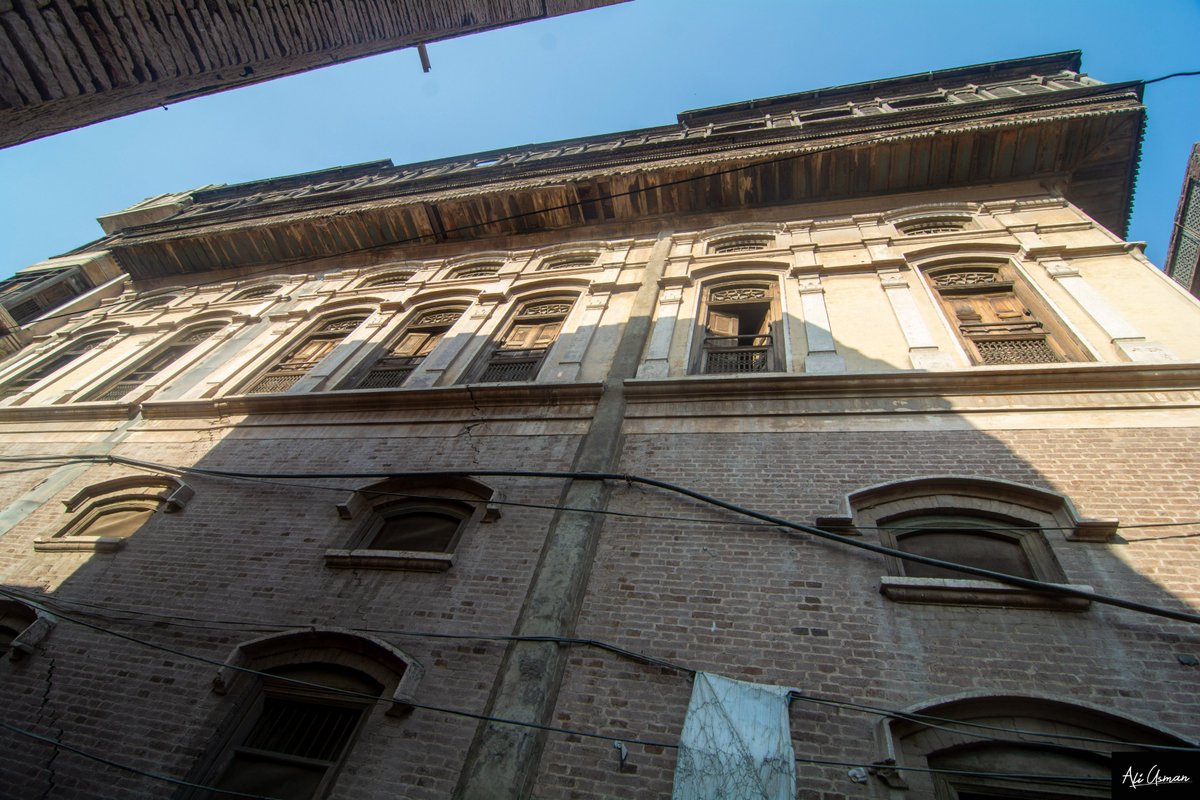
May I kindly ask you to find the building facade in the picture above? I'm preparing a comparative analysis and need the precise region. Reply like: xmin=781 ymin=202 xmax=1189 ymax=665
xmin=1 ymin=52 xmax=1199 ymax=799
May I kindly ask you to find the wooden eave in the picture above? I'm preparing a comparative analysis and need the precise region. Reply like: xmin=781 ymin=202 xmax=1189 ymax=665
xmin=106 ymin=90 xmax=1145 ymax=281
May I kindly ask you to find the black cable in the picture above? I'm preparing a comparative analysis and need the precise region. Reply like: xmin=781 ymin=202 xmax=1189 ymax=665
xmin=5 ymin=450 xmax=1200 ymax=624
xmin=0 ymin=589 xmax=1115 ymax=788
xmin=0 ymin=720 xmax=280 ymax=799
xmin=78 ymin=453 xmax=1200 ymax=626
xmin=1142 ymin=70 xmax=1200 ymax=86
xmin=5 ymin=453 xmax=1199 ymax=534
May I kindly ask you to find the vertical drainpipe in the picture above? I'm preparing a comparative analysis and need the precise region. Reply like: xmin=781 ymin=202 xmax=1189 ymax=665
xmin=453 ymin=232 xmax=673 ymax=799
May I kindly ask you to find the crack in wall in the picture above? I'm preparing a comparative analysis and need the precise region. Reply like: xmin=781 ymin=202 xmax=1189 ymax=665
xmin=35 ymin=656 xmax=61 ymax=800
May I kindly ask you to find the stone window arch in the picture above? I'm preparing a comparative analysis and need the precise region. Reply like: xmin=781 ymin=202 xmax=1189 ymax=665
xmin=446 ymin=261 xmax=503 ymax=280
xmin=707 ymin=234 xmax=775 ymax=254
xmin=471 ymin=295 xmax=577 ymax=383
xmin=0 ymin=330 xmax=115 ymax=400
xmin=245 ymin=313 xmax=370 ymax=395
xmin=0 ymin=599 xmax=53 ymax=661
xmin=828 ymin=476 xmax=1114 ymax=609
xmin=694 ymin=280 xmax=781 ymax=374
xmin=81 ymin=324 xmax=223 ymax=402
xmin=922 ymin=261 xmax=1090 ymax=365
xmin=339 ymin=304 xmax=467 ymax=390
xmin=228 ymin=284 xmax=281 ymax=301
xmin=34 ymin=475 xmax=193 ymax=554
xmin=361 ymin=271 xmax=415 ymax=289
xmin=325 ymin=476 xmax=500 ymax=571
xmin=124 ymin=292 xmax=178 ymax=312
xmin=200 ymin=630 xmax=421 ymax=799
xmin=878 ymin=694 xmax=1195 ymax=798
xmin=538 ymin=253 xmax=599 ymax=272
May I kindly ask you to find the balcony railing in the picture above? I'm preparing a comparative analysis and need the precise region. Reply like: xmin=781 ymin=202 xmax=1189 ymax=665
xmin=246 ymin=358 xmax=324 ymax=394
xmin=960 ymin=322 xmax=1059 ymax=365
xmin=702 ymin=334 xmax=772 ymax=374
xmin=476 ymin=348 xmax=548 ymax=383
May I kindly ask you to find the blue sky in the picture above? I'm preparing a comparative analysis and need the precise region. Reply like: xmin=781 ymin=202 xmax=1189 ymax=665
xmin=1 ymin=0 xmax=1197 ymax=279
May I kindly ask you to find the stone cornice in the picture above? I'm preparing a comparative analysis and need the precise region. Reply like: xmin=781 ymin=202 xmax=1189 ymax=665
xmin=624 ymin=363 xmax=1200 ymax=411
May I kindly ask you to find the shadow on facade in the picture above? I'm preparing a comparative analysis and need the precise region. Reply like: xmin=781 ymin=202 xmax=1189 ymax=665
xmin=1 ymin=321 xmax=1199 ymax=800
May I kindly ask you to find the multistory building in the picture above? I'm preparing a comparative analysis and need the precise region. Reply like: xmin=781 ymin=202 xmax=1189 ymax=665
xmin=1 ymin=51 xmax=1198 ymax=799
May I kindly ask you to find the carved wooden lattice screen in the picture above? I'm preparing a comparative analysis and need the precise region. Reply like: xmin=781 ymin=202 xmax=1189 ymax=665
xmin=247 ymin=316 xmax=367 ymax=394
xmin=476 ymin=299 xmax=573 ymax=382
xmin=87 ymin=326 xmax=219 ymax=402
xmin=1 ymin=334 xmax=110 ymax=399
xmin=927 ymin=266 xmax=1084 ymax=366
xmin=351 ymin=307 xmax=465 ymax=390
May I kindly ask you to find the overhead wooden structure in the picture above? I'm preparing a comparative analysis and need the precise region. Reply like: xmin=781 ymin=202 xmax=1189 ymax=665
xmin=0 ymin=0 xmax=624 ymax=148
xmin=87 ymin=52 xmax=1145 ymax=282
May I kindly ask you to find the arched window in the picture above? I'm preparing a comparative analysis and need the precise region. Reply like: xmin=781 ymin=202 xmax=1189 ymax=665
xmin=327 ymin=476 xmax=499 ymax=571
xmin=34 ymin=475 xmax=192 ymax=554
xmin=246 ymin=314 xmax=369 ymax=395
xmin=896 ymin=217 xmax=968 ymax=235
xmin=362 ymin=271 xmax=414 ymax=289
xmin=208 ymin=664 xmax=381 ymax=799
xmin=228 ymin=284 xmax=280 ymax=301
xmin=837 ymin=476 xmax=1109 ymax=609
xmin=82 ymin=325 xmax=222 ymax=402
xmin=696 ymin=281 xmax=780 ymax=374
xmin=924 ymin=263 xmax=1089 ymax=365
xmin=125 ymin=293 xmax=176 ymax=311
xmin=881 ymin=695 xmax=1195 ymax=799
xmin=0 ymin=599 xmax=52 ymax=661
xmin=202 ymin=630 xmax=421 ymax=800
xmin=707 ymin=235 xmax=774 ymax=254
xmin=446 ymin=262 xmax=502 ymax=280
xmin=0 ymin=332 xmax=112 ymax=400
xmin=473 ymin=297 xmax=575 ymax=383
xmin=538 ymin=254 xmax=597 ymax=272
xmin=341 ymin=305 xmax=466 ymax=390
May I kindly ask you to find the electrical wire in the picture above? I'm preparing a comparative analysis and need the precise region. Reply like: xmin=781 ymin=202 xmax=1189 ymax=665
xmin=4 ymin=583 xmax=1195 ymax=756
xmin=1142 ymin=70 xmax=1200 ymax=86
xmin=0 ymin=720 xmax=280 ymax=799
xmin=3 ymin=452 xmax=1198 ymax=535
xmin=0 ymin=588 xmax=1115 ymax=788
xmin=5 ymin=450 xmax=1200 ymax=625
xmin=48 ymin=453 xmax=1200 ymax=626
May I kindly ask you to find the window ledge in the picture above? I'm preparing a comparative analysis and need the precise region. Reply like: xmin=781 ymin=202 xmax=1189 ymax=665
xmin=324 ymin=549 xmax=453 ymax=571
xmin=34 ymin=536 xmax=126 ymax=553
xmin=880 ymin=576 xmax=1092 ymax=610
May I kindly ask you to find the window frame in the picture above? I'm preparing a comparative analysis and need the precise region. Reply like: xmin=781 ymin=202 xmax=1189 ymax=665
xmin=325 ymin=477 xmax=499 ymax=571
xmin=203 ymin=664 xmax=381 ymax=800
xmin=470 ymin=296 xmax=576 ymax=384
xmin=922 ymin=261 xmax=1091 ymax=366
xmin=692 ymin=279 xmax=782 ymax=375
xmin=338 ymin=305 xmax=466 ymax=391
xmin=80 ymin=324 xmax=223 ymax=402
xmin=835 ymin=477 xmax=1107 ymax=610
xmin=0 ymin=331 xmax=114 ymax=400
xmin=243 ymin=313 xmax=370 ymax=395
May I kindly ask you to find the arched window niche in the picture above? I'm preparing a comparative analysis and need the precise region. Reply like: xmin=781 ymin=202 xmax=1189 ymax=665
xmin=470 ymin=295 xmax=578 ymax=383
xmin=0 ymin=598 xmax=54 ymax=661
xmin=325 ymin=476 xmax=500 ymax=571
xmin=198 ymin=630 xmax=422 ymax=799
xmin=0 ymin=328 xmax=118 ymax=401
xmin=338 ymin=304 xmax=468 ymax=391
xmin=875 ymin=694 xmax=1196 ymax=798
xmin=34 ymin=475 xmax=193 ymax=553
xmin=80 ymin=323 xmax=224 ymax=402
xmin=244 ymin=312 xmax=371 ymax=395
xmin=820 ymin=476 xmax=1117 ymax=609
xmin=692 ymin=277 xmax=784 ymax=375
